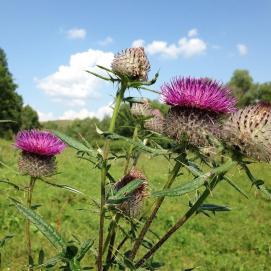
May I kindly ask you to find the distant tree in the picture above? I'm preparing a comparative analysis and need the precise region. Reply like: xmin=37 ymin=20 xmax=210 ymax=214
xmin=257 ymin=82 xmax=271 ymax=103
xmin=0 ymin=48 xmax=23 ymax=138
xmin=228 ymin=69 xmax=256 ymax=106
xmin=21 ymin=105 xmax=40 ymax=130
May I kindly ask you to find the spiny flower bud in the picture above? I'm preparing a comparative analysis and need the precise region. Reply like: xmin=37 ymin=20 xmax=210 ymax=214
xmin=15 ymin=130 xmax=66 ymax=177
xmin=131 ymin=100 xmax=153 ymax=117
xmin=223 ymin=103 xmax=271 ymax=162
xmin=114 ymin=168 xmax=149 ymax=217
xmin=111 ymin=47 xmax=150 ymax=81
xmin=144 ymin=109 xmax=165 ymax=134
xmin=18 ymin=152 xmax=56 ymax=177
xmin=163 ymin=107 xmax=222 ymax=147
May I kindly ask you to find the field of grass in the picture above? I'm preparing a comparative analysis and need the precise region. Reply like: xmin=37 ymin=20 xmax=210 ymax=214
xmin=0 ymin=138 xmax=271 ymax=271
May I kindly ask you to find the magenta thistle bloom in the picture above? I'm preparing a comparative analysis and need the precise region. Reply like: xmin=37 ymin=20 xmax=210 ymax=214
xmin=161 ymin=77 xmax=236 ymax=113
xmin=15 ymin=130 xmax=66 ymax=156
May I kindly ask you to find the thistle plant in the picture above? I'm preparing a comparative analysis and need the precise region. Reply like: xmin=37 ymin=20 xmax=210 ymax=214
xmin=3 ymin=47 xmax=271 ymax=271
xmin=14 ymin=130 xmax=66 ymax=268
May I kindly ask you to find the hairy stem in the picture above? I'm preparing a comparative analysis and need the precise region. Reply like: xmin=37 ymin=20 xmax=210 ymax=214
xmin=26 ymin=176 xmax=36 ymax=270
xmin=135 ymin=159 xmax=237 ymax=268
xmin=129 ymin=155 xmax=184 ymax=260
xmin=97 ymin=82 xmax=127 ymax=271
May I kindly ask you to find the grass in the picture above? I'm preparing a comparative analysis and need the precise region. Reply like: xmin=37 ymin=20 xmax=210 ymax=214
xmin=0 ymin=138 xmax=270 ymax=270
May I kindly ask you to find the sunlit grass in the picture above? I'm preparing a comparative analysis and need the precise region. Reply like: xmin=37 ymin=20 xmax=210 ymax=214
xmin=0 ymin=139 xmax=270 ymax=270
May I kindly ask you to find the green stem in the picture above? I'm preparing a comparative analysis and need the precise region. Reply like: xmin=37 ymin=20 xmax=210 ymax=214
xmin=129 ymin=155 xmax=184 ymax=260
xmin=123 ymin=125 xmax=139 ymax=175
xmin=97 ymin=82 xmax=127 ymax=271
xmin=26 ymin=176 xmax=36 ymax=271
xmin=135 ymin=160 xmax=237 ymax=268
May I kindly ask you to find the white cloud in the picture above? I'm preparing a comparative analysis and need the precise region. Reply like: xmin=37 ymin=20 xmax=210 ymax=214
xmin=67 ymin=28 xmax=87 ymax=39
xmin=131 ymin=30 xmax=207 ymax=59
xmin=99 ymin=36 xmax=113 ymax=46
xmin=37 ymin=49 xmax=114 ymax=104
xmin=59 ymin=104 xmax=113 ymax=120
xmin=37 ymin=110 xmax=54 ymax=122
xmin=237 ymin=44 xmax=248 ymax=56
xmin=188 ymin=28 xmax=198 ymax=37
xmin=132 ymin=39 xmax=145 ymax=48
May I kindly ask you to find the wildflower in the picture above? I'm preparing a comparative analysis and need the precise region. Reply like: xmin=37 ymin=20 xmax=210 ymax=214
xmin=223 ymin=103 xmax=271 ymax=162
xmin=15 ymin=130 xmax=66 ymax=177
xmin=161 ymin=77 xmax=236 ymax=147
xmin=111 ymin=47 xmax=150 ymax=81
xmin=114 ymin=168 xmax=149 ymax=217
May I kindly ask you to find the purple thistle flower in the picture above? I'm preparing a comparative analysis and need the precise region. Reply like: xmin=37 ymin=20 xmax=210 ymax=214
xmin=161 ymin=77 xmax=236 ymax=113
xmin=15 ymin=130 xmax=66 ymax=156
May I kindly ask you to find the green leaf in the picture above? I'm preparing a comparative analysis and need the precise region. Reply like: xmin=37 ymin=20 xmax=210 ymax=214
xmin=107 ymin=179 xmax=145 ymax=204
xmin=223 ymin=176 xmax=248 ymax=199
xmin=0 ymin=179 xmax=21 ymax=190
xmin=10 ymin=198 xmax=66 ymax=249
xmin=38 ymin=249 xmax=45 ymax=265
xmin=153 ymin=160 xmax=237 ymax=197
xmin=76 ymin=239 xmax=94 ymax=262
xmin=198 ymin=203 xmax=231 ymax=212
xmin=53 ymin=130 xmax=96 ymax=156
xmin=0 ymin=120 xmax=16 ymax=123
xmin=152 ymin=175 xmax=206 ymax=197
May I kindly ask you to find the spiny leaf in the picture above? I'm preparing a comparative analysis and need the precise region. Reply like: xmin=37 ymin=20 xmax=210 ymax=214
xmin=223 ymin=176 xmax=248 ymax=199
xmin=76 ymin=239 xmax=94 ymax=262
xmin=0 ymin=235 xmax=14 ymax=247
xmin=198 ymin=203 xmax=231 ymax=212
xmin=107 ymin=179 xmax=145 ymax=204
xmin=53 ymin=130 xmax=96 ymax=156
xmin=152 ymin=175 xmax=207 ymax=197
xmin=10 ymin=198 xmax=66 ymax=249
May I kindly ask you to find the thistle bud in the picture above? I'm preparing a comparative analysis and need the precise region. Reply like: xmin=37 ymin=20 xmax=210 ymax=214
xmin=144 ymin=109 xmax=165 ymax=134
xmin=223 ymin=103 xmax=271 ymax=162
xmin=114 ymin=168 xmax=149 ymax=217
xmin=111 ymin=47 xmax=150 ymax=81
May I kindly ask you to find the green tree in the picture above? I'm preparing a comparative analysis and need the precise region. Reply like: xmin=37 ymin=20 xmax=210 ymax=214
xmin=21 ymin=105 xmax=40 ymax=130
xmin=228 ymin=69 xmax=256 ymax=106
xmin=0 ymin=48 xmax=23 ymax=138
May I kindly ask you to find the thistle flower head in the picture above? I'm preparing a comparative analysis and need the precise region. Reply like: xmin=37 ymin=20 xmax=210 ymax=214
xmin=15 ymin=130 xmax=66 ymax=156
xmin=161 ymin=77 xmax=236 ymax=113
xmin=223 ymin=103 xmax=271 ymax=162
xmin=144 ymin=109 xmax=165 ymax=134
xmin=114 ymin=168 xmax=149 ymax=217
xmin=163 ymin=107 xmax=222 ymax=147
xmin=18 ymin=152 xmax=57 ymax=177
xmin=111 ymin=47 xmax=150 ymax=81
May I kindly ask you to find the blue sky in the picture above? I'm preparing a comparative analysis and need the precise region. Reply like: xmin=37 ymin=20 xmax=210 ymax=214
xmin=1 ymin=0 xmax=271 ymax=121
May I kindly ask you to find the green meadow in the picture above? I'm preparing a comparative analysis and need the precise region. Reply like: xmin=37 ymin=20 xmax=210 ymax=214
xmin=0 ymin=138 xmax=270 ymax=271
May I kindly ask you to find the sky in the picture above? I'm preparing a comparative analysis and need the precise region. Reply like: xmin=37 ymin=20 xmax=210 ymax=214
xmin=1 ymin=0 xmax=271 ymax=121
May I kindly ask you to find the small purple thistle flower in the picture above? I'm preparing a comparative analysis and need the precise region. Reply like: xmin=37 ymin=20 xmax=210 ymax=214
xmin=15 ymin=130 xmax=66 ymax=156
xmin=161 ymin=77 xmax=236 ymax=113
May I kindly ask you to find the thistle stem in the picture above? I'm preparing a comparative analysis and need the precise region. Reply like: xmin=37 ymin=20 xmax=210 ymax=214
xmin=97 ymin=82 xmax=127 ymax=271
xmin=129 ymin=155 xmax=184 ymax=260
xmin=123 ymin=124 xmax=139 ymax=175
xmin=26 ymin=176 xmax=36 ymax=270
xmin=135 ymin=160 xmax=237 ymax=268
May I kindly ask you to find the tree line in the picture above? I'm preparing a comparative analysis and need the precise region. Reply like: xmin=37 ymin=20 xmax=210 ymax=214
xmin=1 ymin=47 xmax=271 ymax=139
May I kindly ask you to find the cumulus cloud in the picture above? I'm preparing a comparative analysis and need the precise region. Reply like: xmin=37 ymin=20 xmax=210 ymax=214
xmin=237 ymin=44 xmax=248 ymax=56
xmin=188 ymin=28 xmax=198 ymax=37
xmin=67 ymin=28 xmax=87 ymax=39
xmin=99 ymin=36 xmax=113 ymax=46
xmin=37 ymin=49 xmax=114 ymax=104
xmin=59 ymin=104 xmax=113 ymax=120
xmin=131 ymin=29 xmax=207 ymax=58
